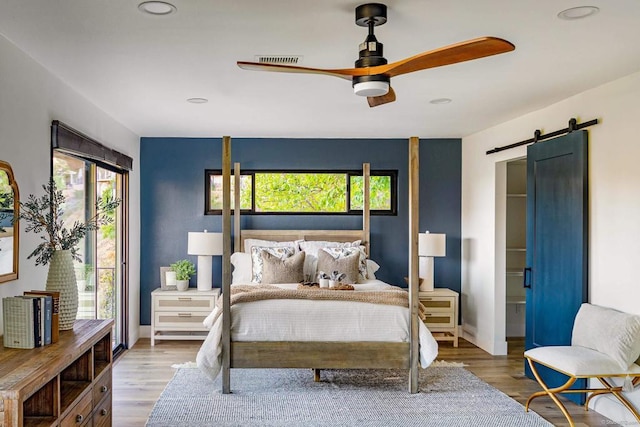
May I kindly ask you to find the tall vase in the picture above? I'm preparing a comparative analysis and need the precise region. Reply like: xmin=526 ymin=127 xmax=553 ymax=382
xmin=46 ymin=250 xmax=78 ymax=331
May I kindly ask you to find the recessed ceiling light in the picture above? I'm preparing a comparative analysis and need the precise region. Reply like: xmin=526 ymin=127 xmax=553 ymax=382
xmin=557 ymin=6 xmax=599 ymax=20
xmin=138 ymin=1 xmax=177 ymax=16
xmin=187 ymin=97 xmax=208 ymax=104
xmin=429 ymin=98 xmax=452 ymax=105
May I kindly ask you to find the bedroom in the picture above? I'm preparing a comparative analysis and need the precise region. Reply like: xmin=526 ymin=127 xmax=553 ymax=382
xmin=1 ymin=1 xmax=640 ymax=426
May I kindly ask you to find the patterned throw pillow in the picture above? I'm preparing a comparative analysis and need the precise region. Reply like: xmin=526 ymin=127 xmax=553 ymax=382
xmin=298 ymin=240 xmax=362 ymax=280
xmin=316 ymin=249 xmax=360 ymax=284
xmin=251 ymin=246 xmax=296 ymax=283
xmin=261 ymin=251 xmax=305 ymax=284
xmin=320 ymin=246 xmax=368 ymax=282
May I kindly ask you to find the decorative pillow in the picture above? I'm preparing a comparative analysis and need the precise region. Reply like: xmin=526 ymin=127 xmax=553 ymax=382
xmin=298 ymin=240 xmax=365 ymax=281
xmin=230 ymin=252 xmax=252 ymax=284
xmin=298 ymin=240 xmax=360 ymax=281
xmin=320 ymin=246 xmax=368 ymax=282
xmin=261 ymin=251 xmax=305 ymax=284
xmin=571 ymin=303 xmax=640 ymax=370
xmin=250 ymin=246 xmax=296 ymax=283
xmin=316 ymin=249 xmax=360 ymax=284
xmin=243 ymin=239 xmax=300 ymax=254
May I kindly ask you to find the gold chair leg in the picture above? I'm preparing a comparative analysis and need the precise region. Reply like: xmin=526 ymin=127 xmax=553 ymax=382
xmin=526 ymin=357 xmax=577 ymax=427
xmin=313 ymin=368 xmax=321 ymax=382
xmin=596 ymin=377 xmax=640 ymax=424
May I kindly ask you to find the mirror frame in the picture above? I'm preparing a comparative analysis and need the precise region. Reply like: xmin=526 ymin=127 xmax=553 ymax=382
xmin=0 ymin=160 xmax=19 ymax=283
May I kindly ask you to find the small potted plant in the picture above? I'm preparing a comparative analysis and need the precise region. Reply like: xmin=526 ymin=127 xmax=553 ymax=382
xmin=170 ymin=259 xmax=196 ymax=291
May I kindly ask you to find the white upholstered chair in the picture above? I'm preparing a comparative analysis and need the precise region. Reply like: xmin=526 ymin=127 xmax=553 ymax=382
xmin=524 ymin=303 xmax=640 ymax=427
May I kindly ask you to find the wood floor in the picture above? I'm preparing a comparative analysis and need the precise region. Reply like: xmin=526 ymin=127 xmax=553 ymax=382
xmin=113 ymin=337 xmax=616 ymax=427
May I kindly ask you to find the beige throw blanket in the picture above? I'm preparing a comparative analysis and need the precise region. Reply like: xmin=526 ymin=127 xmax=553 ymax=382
xmin=210 ymin=284 xmax=425 ymax=325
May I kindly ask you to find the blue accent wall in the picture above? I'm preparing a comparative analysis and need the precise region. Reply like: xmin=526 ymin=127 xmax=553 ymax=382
xmin=140 ymin=137 xmax=461 ymax=325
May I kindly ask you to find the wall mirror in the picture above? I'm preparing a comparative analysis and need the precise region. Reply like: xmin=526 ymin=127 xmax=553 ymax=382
xmin=0 ymin=160 xmax=19 ymax=282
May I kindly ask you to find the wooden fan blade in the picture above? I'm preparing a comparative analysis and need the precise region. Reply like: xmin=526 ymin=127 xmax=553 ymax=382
xmin=237 ymin=61 xmax=360 ymax=80
xmin=367 ymin=86 xmax=396 ymax=107
xmin=377 ymin=37 xmax=515 ymax=78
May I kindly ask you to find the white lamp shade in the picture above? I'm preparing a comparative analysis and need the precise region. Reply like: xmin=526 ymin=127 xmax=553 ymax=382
xmin=418 ymin=232 xmax=446 ymax=257
xmin=188 ymin=231 xmax=223 ymax=256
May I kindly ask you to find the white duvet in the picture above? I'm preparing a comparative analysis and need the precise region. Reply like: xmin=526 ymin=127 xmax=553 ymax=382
xmin=197 ymin=280 xmax=439 ymax=381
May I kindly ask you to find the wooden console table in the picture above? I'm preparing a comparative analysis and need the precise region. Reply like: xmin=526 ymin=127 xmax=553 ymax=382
xmin=0 ymin=319 xmax=113 ymax=427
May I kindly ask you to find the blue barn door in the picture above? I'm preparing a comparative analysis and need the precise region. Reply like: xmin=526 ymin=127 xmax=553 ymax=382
xmin=524 ymin=130 xmax=588 ymax=404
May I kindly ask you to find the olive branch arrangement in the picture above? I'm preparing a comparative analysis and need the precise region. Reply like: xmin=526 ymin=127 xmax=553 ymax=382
xmin=17 ymin=179 xmax=120 ymax=266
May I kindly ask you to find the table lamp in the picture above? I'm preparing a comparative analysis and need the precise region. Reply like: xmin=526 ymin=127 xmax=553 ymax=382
xmin=418 ymin=231 xmax=446 ymax=292
xmin=188 ymin=230 xmax=223 ymax=291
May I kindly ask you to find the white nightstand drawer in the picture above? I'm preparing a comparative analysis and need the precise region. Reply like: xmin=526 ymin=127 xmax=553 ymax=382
xmin=423 ymin=312 xmax=455 ymax=328
xmin=154 ymin=293 xmax=216 ymax=312
xmin=154 ymin=311 xmax=209 ymax=329
xmin=419 ymin=296 xmax=455 ymax=312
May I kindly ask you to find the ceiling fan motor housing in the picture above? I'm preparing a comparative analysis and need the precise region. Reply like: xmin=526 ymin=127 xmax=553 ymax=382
xmin=353 ymin=3 xmax=390 ymax=96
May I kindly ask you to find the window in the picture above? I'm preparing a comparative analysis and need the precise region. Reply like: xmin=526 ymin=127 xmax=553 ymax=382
xmin=205 ymin=169 xmax=397 ymax=215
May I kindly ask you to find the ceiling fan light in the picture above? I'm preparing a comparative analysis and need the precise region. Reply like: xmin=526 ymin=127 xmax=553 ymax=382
xmin=353 ymin=81 xmax=389 ymax=97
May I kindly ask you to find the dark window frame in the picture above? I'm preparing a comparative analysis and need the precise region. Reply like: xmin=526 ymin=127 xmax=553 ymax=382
xmin=205 ymin=169 xmax=397 ymax=216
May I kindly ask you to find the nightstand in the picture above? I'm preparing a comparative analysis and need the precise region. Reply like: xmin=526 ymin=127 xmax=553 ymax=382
xmin=151 ymin=288 xmax=220 ymax=346
xmin=419 ymin=288 xmax=459 ymax=347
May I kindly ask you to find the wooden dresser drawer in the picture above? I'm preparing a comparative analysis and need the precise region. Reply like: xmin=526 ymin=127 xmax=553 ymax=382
xmin=154 ymin=294 xmax=215 ymax=312
xmin=60 ymin=390 xmax=92 ymax=427
xmin=93 ymin=367 xmax=112 ymax=406
xmin=93 ymin=392 xmax=112 ymax=427
xmin=154 ymin=312 xmax=209 ymax=329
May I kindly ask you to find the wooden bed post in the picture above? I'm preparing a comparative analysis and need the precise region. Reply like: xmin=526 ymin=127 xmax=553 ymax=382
xmin=408 ymin=136 xmax=420 ymax=393
xmin=363 ymin=163 xmax=371 ymax=255
xmin=234 ymin=163 xmax=241 ymax=252
xmin=222 ymin=136 xmax=232 ymax=394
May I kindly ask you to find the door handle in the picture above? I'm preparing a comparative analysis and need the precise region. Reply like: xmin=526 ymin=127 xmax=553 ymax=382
xmin=523 ymin=267 xmax=532 ymax=288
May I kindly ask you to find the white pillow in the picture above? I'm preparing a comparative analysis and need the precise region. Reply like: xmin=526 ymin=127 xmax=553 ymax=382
xmin=299 ymin=240 xmax=362 ymax=281
xmin=230 ymin=252 xmax=252 ymax=284
xmin=243 ymin=239 xmax=300 ymax=254
xmin=366 ymin=259 xmax=380 ymax=279
xmin=572 ymin=303 xmax=640 ymax=370
xmin=250 ymin=246 xmax=296 ymax=283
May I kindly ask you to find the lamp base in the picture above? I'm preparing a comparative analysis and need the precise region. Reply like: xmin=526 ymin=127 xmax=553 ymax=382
xmin=196 ymin=255 xmax=213 ymax=291
xmin=419 ymin=256 xmax=435 ymax=292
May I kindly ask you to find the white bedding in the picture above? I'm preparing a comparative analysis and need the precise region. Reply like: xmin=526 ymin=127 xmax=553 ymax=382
xmin=197 ymin=280 xmax=439 ymax=381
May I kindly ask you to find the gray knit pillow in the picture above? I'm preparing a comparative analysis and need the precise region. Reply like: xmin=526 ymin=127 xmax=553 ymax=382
xmin=260 ymin=251 xmax=305 ymax=284
xmin=316 ymin=249 xmax=359 ymax=284
xmin=572 ymin=303 xmax=640 ymax=369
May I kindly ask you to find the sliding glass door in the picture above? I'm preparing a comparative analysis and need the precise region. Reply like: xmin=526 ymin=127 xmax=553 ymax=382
xmin=53 ymin=152 xmax=128 ymax=354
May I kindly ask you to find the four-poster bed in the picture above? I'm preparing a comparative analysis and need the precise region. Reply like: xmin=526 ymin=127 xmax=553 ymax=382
xmin=196 ymin=136 xmax=434 ymax=393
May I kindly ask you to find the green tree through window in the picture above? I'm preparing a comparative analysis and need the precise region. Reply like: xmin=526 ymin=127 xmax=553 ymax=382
xmin=206 ymin=169 xmax=396 ymax=215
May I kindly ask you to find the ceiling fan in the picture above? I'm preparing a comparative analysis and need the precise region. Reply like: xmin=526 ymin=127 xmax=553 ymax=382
xmin=237 ymin=3 xmax=515 ymax=107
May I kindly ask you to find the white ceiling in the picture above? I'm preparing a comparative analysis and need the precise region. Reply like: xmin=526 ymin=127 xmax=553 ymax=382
xmin=1 ymin=1 xmax=639 ymax=139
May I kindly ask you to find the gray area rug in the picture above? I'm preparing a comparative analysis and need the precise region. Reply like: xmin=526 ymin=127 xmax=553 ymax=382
xmin=146 ymin=366 xmax=552 ymax=427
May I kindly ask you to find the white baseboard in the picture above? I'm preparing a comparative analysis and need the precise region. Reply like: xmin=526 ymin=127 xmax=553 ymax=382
xmin=139 ymin=325 xmax=151 ymax=338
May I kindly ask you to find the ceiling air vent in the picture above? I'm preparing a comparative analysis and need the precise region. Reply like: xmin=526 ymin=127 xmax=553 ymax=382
xmin=255 ymin=55 xmax=302 ymax=65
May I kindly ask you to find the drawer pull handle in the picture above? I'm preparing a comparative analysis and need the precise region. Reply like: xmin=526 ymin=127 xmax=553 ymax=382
xmin=178 ymin=313 xmax=192 ymax=317
xmin=178 ymin=297 xmax=192 ymax=301
xmin=101 ymin=408 xmax=108 ymax=416
xmin=76 ymin=414 xmax=84 ymax=423
xmin=101 ymin=385 xmax=108 ymax=392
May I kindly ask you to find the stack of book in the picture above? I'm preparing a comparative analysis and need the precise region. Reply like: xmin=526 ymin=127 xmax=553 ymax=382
xmin=2 ymin=291 xmax=60 ymax=349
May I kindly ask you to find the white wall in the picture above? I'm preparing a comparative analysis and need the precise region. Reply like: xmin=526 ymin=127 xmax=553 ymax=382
xmin=462 ymin=70 xmax=640 ymax=422
xmin=0 ymin=34 xmax=141 ymax=346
